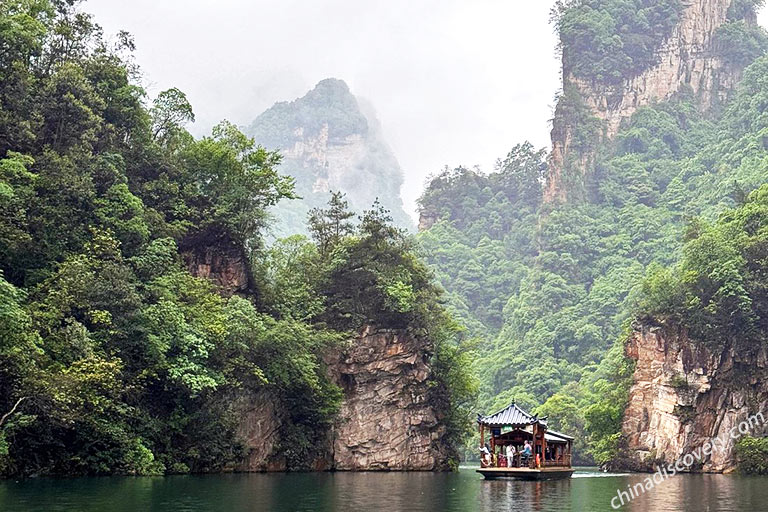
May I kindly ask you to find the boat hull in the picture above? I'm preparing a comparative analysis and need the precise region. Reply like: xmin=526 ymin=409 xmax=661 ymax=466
xmin=476 ymin=467 xmax=574 ymax=480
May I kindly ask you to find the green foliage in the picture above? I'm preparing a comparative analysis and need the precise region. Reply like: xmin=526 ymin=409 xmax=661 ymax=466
xmin=317 ymin=200 xmax=439 ymax=331
xmin=736 ymin=435 xmax=768 ymax=474
xmin=428 ymin=315 xmax=479 ymax=458
xmin=420 ymin=38 xmax=768 ymax=466
xmin=308 ymin=191 xmax=356 ymax=257
xmin=637 ymin=184 xmax=768 ymax=351
xmin=179 ymin=120 xmax=295 ymax=249
xmin=151 ymin=88 xmax=195 ymax=140
xmin=728 ymin=0 xmax=767 ymax=21
xmin=256 ymin=235 xmax=325 ymax=321
xmin=553 ymin=0 xmax=684 ymax=83
xmin=715 ymin=21 xmax=768 ymax=68
xmin=0 ymin=0 xmax=474 ymax=476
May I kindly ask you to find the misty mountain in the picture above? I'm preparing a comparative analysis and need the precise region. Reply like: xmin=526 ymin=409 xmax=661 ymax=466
xmin=246 ymin=78 xmax=414 ymax=238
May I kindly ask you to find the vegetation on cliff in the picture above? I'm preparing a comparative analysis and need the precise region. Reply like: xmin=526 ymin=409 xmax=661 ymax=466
xmin=735 ymin=435 xmax=768 ymax=474
xmin=419 ymin=5 xmax=768 ymax=463
xmin=552 ymin=0 xmax=684 ymax=84
xmin=638 ymin=183 xmax=768 ymax=354
xmin=0 ymin=0 xmax=473 ymax=477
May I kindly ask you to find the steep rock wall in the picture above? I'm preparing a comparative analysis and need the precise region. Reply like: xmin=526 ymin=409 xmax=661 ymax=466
xmin=182 ymin=244 xmax=252 ymax=296
xmin=328 ymin=327 xmax=451 ymax=471
xmin=546 ymin=0 xmax=740 ymax=203
xmin=621 ymin=322 xmax=768 ymax=472
xmin=232 ymin=390 xmax=287 ymax=472
xmin=233 ymin=327 xmax=453 ymax=471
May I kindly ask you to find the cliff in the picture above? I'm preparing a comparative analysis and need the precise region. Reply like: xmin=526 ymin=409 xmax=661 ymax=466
xmin=246 ymin=79 xmax=414 ymax=236
xmin=546 ymin=0 xmax=747 ymax=203
xmin=183 ymin=244 xmax=252 ymax=296
xmin=234 ymin=327 xmax=453 ymax=472
xmin=620 ymin=321 xmax=768 ymax=472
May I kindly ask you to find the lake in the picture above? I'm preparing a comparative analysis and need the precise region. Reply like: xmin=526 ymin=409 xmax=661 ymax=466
xmin=1 ymin=467 xmax=767 ymax=511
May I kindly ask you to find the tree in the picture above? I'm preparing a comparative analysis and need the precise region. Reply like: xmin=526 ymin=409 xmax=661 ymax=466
xmin=180 ymin=120 xmax=295 ymax=249
xmin=151 ymin=88 xmax=195 ymax=140
xmin=307 ymin=191 xmax=355 ymax=257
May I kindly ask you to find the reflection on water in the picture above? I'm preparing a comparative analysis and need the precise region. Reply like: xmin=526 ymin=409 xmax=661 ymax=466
xmin=1 ymin=468 xmax=767 ymax=512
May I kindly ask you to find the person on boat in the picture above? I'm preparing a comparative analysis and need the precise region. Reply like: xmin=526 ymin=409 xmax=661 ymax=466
xmin=480 ymin=444 xmax=491 ymax=467
xmin=521 ymin=440 xmax=532 ymax=464
xmin=505 ymin=444 xmax=516 ymax=467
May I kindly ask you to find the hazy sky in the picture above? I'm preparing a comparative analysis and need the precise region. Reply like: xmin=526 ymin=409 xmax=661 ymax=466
xmin=88 ymin=1 xmax=768 ymax=220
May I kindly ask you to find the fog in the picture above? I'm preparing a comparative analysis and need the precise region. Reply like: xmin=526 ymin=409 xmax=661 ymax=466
xmin=87 ymin=1 xmax=768 ymax=221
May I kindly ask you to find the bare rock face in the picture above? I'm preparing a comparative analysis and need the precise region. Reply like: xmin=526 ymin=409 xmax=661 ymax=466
xmin=546 ymin=0 xmax=742 ymax=203
xmin=327 ymin=327 xmax=452 ymax=471
xmin=621 ymin=322 xmax=768 ymax=472
xmin=232 ymin=327 xmax=453 ymax=472
xmin=183 ymin=245 xmax=251 ymax=296
xmin=232 ymin=390 xmax=286 ymax=472
xmin=417 ymin=210 xmax=438 ymax=232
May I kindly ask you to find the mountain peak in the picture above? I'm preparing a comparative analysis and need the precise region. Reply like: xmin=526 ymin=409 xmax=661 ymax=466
xmin=312 ymin=77 xmax=352 ymax=95
xmin=245 ymin=79 xmax=413 ymax=237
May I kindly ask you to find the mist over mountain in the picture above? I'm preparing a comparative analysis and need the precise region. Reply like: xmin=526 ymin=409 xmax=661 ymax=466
xmin=246 ymin=79 xmax=413 ymax=237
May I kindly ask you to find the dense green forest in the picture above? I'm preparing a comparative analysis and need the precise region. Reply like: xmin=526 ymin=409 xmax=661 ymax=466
xmin=0 ymin=0 xmax=473 ymax=477
xmin=3 ymin=0 xmax=768 ymax=479
xmin=419 ymin=1 xmax=768 ymax=463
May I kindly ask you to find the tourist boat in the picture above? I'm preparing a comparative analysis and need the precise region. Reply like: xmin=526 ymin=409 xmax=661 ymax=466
xmin=476 ymin=403 xmax=574 ymax=480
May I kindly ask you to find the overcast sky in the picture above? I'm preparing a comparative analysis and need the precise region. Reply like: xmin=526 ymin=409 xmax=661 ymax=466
xmin=88 ymin=1 xmax=768 ymax=220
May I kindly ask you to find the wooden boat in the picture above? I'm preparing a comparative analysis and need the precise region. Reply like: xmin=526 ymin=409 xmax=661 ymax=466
xmin=475 ymin=403 xmax=575 ymax=480
xmin=476 ymin=466 xmax=574 ymax=480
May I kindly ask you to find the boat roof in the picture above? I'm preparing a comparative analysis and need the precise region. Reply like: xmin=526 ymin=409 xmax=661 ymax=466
xmin=477 ymin=403 xmax=547 ymax=427
xmin=545 ymin=429 xmax=574 ymax=442
xmin=489 ymin=424 xmax=573 ymax=442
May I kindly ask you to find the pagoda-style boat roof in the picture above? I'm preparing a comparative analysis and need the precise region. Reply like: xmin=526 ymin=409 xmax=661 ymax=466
xmin=477 ymin=403 xmax=547 ymax=428
xmin=546 ymin=429 xmax=574 ymax=442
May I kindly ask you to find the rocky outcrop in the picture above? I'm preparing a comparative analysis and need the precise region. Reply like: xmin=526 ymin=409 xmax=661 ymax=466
xmin=620 ymin=321 xmax=768 ymax=472
xmin=183 ymin=245 xmax=251 ymax=296
xmin=233 ymin=327 xmax=453 ymax=471
xmin=546 ymin=0 xmax=745 ymax=203
xmin=232 ymin=390 xmax=286 ymax=472
xmin=417 ymin=210 xmax=438 ymax=232
xmin=328 ymin=327 xmax=451 ymax=471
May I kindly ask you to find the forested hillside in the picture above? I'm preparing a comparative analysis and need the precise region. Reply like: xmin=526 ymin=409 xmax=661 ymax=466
xmin=0 ymin=0 xmax=472 ymax=477
xmin=419 ymin=0 xmax=768 ymax=463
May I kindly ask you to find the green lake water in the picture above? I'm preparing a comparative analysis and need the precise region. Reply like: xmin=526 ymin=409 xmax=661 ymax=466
xmin=1 ymin=467 xmax=767 ymax=511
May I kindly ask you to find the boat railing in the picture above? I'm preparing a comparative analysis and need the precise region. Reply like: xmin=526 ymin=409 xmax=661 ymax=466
xmin=543 ymin=454 xmax=572 ymax=468
xmin=482 ymin=453 xmax=572 ymax=469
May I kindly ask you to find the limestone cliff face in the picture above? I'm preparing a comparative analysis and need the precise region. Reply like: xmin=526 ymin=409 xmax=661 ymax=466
xmin=232 ymin=390 xmax=286 ymax=472
xmin=546 ymin=0 xmax=743 ymax=203
xmin=183 ymin=245 xmax=252 ymax=297
xmin=247 ymin=79 xmax=414 ymax=236
xmin=234 ymin=327 xmax=453 ymax=472
xmin=328 ymin=327 xmax=451 ymax=471
xmin=418 ymin=211 xmax=439 ymax=232
xmin=621 ymin=321 xmax=768 ymax=472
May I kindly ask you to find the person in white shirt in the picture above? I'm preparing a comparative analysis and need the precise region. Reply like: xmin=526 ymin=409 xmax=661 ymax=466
xmin=506 ymin=444 xmax=516 ymax=466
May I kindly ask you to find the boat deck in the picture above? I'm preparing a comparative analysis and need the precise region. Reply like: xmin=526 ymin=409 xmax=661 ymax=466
xmin=476 ymin=467 xmax=574 ymax=480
